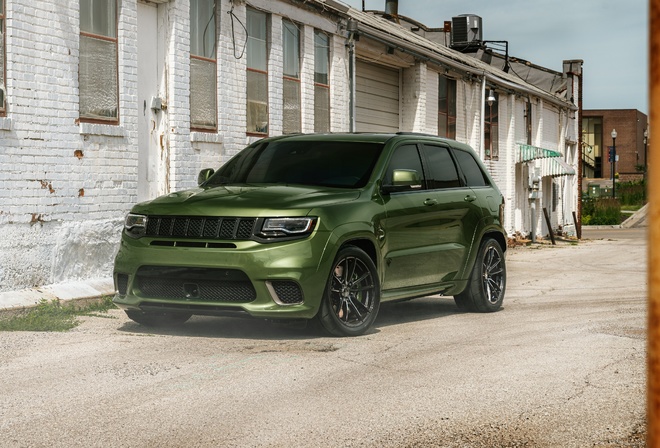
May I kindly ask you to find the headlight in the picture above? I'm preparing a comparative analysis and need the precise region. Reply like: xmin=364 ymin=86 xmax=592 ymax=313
xmin=124 ymin=213 xmax=147 ymax=238
xmin=257 ymin=217 xmax=317 ymax=239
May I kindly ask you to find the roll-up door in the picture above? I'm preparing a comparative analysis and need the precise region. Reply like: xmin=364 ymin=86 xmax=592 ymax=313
xmin=355 ymin=60 xmax=400 ymax=132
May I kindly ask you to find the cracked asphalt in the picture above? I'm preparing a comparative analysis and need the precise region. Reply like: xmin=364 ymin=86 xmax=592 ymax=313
xmin=0 ymin=227 xmax=647 ymax=447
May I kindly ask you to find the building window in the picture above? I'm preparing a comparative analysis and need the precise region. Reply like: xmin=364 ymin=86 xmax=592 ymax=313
xmin=525 ymin=101 xmax=532 ymax=145
xmin=485 ymin=90 xmax=499 ymax=159
xmin=314 ymin=30 xmax=330 ymax=133
xmin=282 ymin=20 xmax=301 ymax=134
xmin=79 ymin=0 xmax=118 ymax=123
xmin=247 ymin=8 xmax=268 ymax=135
xmin=582 ymin=116 xmax=603 ymax=178
xmin=438 ymin=76 xmax=456 ymax=139
xmin=0 ymin=0 xmax=5 ymax=116
xmin=190 ymin=0 xmax=217 ymax=130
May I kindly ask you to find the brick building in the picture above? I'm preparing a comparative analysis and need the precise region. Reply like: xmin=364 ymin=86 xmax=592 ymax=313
xmin=582 ymin=109 xmax=649 ymax=183
xmin=0 ymin=0 xmax=580 ymax=294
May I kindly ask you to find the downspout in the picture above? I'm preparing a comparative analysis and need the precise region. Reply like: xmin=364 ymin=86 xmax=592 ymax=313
xmin=346 ymin=19 xmax=358 ymax=132
xmin=480 ymin=76 xmax=486 ymax=160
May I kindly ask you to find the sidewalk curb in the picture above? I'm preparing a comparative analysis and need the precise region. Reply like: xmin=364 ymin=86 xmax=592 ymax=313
xmin=0 ymin=278 xmax=115 ymax=313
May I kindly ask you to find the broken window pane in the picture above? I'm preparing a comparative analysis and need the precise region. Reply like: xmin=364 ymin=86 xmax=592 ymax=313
xmin=79 ymin=35 xmax=118 ymax=120
xmin=283 ymin=78 xmax=301 ymax=134
xmin=191 ymin=58 xmax=217 ymax=129
xmin=247 ymin=70 xmax=268 ymax=134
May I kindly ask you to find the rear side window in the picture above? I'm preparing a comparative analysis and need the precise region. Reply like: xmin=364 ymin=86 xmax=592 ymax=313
xmin=452 ymin=149 xmax=490 ymax=187
xmin=421 ymin=145 xmax=460 ymax=189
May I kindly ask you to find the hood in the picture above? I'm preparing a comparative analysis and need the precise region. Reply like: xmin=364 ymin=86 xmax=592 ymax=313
xmin=132 ymin=184 xmax=362 ymax=217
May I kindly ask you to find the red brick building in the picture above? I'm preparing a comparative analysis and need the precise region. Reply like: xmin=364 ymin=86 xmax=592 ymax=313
xmin=582 ymin=109 xmax=648 ymax=183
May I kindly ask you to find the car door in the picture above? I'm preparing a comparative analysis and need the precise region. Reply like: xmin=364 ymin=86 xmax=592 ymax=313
xmin=381 ymin=143 xmax=481 ymax=290
xmin=419 ymin=144 xmax=484 ymax=282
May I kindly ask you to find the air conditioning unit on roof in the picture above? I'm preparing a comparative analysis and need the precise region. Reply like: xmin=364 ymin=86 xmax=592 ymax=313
xmin=450 ymin=14 xmax=482 ymax=52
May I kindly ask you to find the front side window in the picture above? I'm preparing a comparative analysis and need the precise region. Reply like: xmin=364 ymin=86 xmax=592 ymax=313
xmin=190 ymin=0 xmax=217 ymax=130
xmin=0 ymin=0 xmax=6 ymax=115
xmin=282 ymin=20 xmax=301 ymax=134
xmin=247 ymin=8 xmax=268 ymax=135
xmin=314 ymin=30 xmax=330 ymax=133
xmin=485 ymin=91 xmax=499 ymax=159
xmin=79 ymin=0 xmax=118 ymax=122
xmin=384 ymin=144 xmax=424 ymax=191
xmin=438 ymin=77 xmax=456 ymax=139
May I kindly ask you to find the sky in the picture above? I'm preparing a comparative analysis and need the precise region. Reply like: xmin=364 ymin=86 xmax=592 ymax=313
xmin=340 ymin=0 xmax=649 ymax=115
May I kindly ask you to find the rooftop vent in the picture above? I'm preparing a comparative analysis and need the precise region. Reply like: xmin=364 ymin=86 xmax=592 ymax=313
xmin=450 ymin=14 xmax=482 ymax=52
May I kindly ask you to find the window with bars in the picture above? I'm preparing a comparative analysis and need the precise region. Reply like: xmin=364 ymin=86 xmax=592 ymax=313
xmin=282 ymin=19 xmax=301 ymax=134
xmin=438 ymin=76 xmax=456 ymax=139
xmin=79 ymin=0 xmax=118 ymax=123
xmin=190 ymin=0 xmax=217 ymax=130
xmin=314 ymin=30 xmax=330 ymax=133
xmin=247 ymin=8 xmax=268 ymax=135
xmin=485 ymin=91 xmax=499 ymax=159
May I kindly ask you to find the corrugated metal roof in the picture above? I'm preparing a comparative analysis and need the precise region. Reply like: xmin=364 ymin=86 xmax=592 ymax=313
xmin=315 ymin=0 xmax=575 ymax=109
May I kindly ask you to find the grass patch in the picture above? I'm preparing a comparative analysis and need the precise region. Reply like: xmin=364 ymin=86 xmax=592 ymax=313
xmin=0 ymin=296 xmax=116 ymax=332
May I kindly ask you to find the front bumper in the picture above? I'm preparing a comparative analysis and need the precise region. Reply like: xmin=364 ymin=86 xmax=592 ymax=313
xmin=112 ymin=231 xmax=333 ymax=320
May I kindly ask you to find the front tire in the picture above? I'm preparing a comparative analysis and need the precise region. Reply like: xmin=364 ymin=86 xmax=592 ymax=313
xmin=318 ymin=246 xmax=380 ymax=337
xmin=125 ymin=310 xmax=192 ymax=327
xmin=454 ymin=238 xmax=506 ymax=312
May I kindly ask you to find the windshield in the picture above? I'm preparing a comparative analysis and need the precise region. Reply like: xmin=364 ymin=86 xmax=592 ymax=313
xmin=205 ymin=140 xmax=384 ymax=188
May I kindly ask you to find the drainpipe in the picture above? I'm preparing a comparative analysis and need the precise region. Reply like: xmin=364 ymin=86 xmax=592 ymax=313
xmin=347 ymin=19 xmax=358 ymax=132
xmin=480 ymin=77 xmax=486 ymax=160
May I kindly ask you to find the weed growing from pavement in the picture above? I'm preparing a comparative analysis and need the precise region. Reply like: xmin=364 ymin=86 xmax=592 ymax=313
xmin=0 ymin=296 xmax=116 ymax=332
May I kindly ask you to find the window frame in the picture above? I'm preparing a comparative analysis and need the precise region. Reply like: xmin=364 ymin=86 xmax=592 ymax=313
xmin=438 ymin=76 xmax=456 ymax=139
xmin=246 ymin=7 xmax=269 ymax=137
xmin=313 ymin=29 xmax=330 ymax=133
xmin=79 ymin=0 xmax=119 ymax=125
xmin=282 ymin=19 xmax=301 ymax=134
xmin=485 ymin=91 xmax=499 ymax=160
xmin=190 ymin=0 xmax=218 ymax=132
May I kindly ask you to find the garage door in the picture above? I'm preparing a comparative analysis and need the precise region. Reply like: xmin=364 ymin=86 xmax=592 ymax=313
xmin=356 ymin=60 xmax=400 ymax=132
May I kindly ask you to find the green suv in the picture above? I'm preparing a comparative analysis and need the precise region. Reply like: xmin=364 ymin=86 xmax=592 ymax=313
xmin=113 ymin=133 xmax=506 ymax=336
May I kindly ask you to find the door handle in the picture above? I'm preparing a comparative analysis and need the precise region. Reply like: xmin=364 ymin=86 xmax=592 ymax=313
xmin=464 ymin=194 xmax=477 ymax=202
xmin=424 ymin=198 xmax=438 ymax=206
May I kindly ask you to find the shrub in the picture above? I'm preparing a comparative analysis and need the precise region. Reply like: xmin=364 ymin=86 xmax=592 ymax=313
xmin=582 ymin=197 xmax=621 ymax=225
xmin=616 ymin=180 xmax=646 ymax=206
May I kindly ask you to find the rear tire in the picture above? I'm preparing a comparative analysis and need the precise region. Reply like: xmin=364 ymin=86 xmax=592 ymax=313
xmin=454 ymin=238 xmax=506 ymax=312
xmin=125 ymin=310 xmax=192 ymax=327
xmin=318 ymin=246 xmax=380 ymax=337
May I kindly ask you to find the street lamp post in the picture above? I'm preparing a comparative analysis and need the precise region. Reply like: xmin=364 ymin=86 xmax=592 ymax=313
xmin=645 ymin=128 xmax=649 ymax=180
xmin=611 ymin=129 xmax=617 ymax=199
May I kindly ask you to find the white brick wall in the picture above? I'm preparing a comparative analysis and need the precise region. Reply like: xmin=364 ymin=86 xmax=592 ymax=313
xmin=0 ymin=0 xmax=137 ymax=291
xmin=0 ymin=0 xmax=576 ymax=292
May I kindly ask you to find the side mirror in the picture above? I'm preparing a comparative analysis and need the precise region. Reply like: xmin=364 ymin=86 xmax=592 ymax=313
xmin=198 ymin=168 xmax=215 ymax=186
xmin=382 ymin=169 xmax=422 ymax=193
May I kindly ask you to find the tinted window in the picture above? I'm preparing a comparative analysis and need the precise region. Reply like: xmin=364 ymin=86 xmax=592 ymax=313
xmin=453 ymin=149 xmax=490 ymax=187
xmin=422 ymin=145 xmax=460 ymax=189
xmin=206 ymin=141 xmax=383 ymax=188
xmin=384 ymin=144 xmax=424 ymax=191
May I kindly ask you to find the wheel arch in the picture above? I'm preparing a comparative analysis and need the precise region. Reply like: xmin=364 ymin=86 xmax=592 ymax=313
xmin=339 ymin=237 xmax=379 ymax=268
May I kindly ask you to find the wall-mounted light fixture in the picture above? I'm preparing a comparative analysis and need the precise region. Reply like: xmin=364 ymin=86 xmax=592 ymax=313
xmin=487 ymin=89 xmax=496 ymax=106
